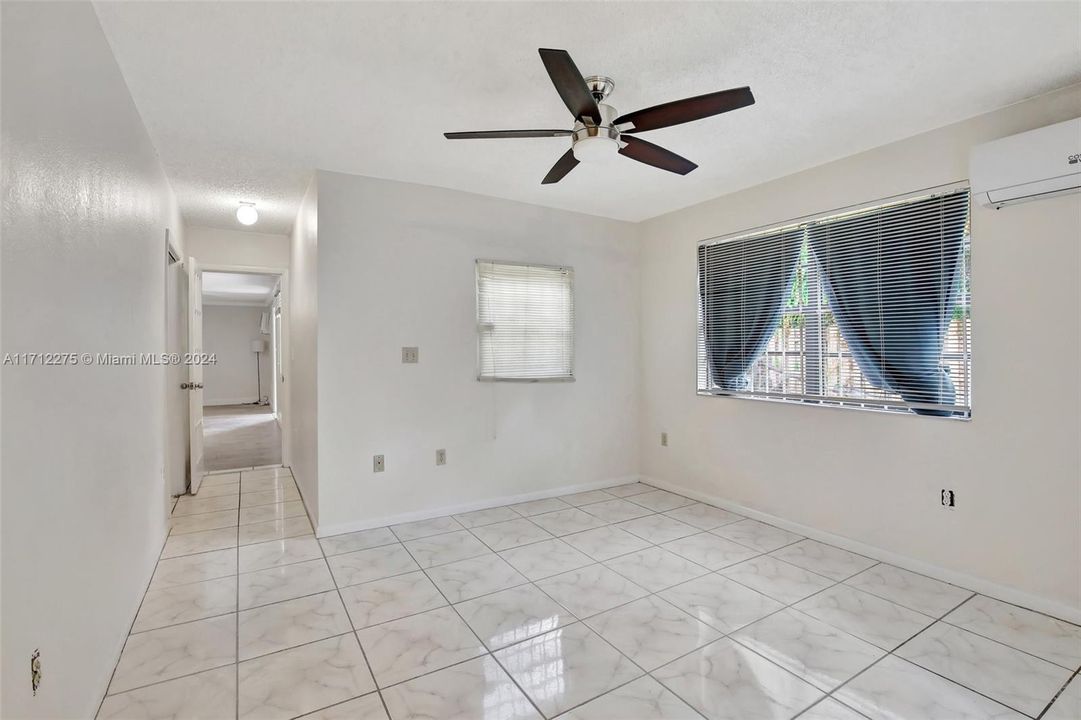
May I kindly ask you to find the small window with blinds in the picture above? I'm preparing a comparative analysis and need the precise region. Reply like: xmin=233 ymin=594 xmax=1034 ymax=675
xmin=476 ymin=260 xmax=575 ymax=382
xmin=697 ymin=184 xmax=971 ymax=418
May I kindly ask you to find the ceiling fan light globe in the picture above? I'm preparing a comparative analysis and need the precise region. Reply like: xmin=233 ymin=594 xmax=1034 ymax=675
xmin=572 ymin=136 xmax=619 ymax=164
xmin=236 ymin=203 xmax=258 ymax=226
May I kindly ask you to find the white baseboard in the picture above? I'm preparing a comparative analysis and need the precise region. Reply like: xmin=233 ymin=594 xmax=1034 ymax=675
xmin=204 ymin=397 xmax=259 ymax=407
xmin=642 ymin=475 xmax=1081 ymax=625
xmin=315 ymin=475 xmax=641 ymax=539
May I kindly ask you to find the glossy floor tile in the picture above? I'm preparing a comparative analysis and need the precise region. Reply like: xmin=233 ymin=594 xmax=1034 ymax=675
xmin=319 ymin=527 xmax=398 ymax=557
xmin=943 ymin=593 xmax=1081 ymax=669
xmin=494 ymin=622 xmax=642 ymax=717
xmin=455 ymin=583 xmax=577 ymax=650
xmin=529 ymin=507 xmax=608 ymax=536
xmin=653 ymin=637 xmax=824 ymax=720
xmin=895 ymin=621 xmax=1072 ymax=716
xmin=237 ymin=633 xmax=375 ymax=719
xmin=562 ymin=524 xmax=652 ymax=561
xmin=98 ymin=665 xmax=237 ymax=720
xmin=381 ymin=655 xmax=541 ymax=720
xmin=499 ymin=537 xmax=593 ymax=580
xmin=469 ymin=517 xmax=552 ymax=551
xmin=238 ymin=590 xmax=352 ymax=660
xmin=835 ymin=655 xmax=1025 ymax=719
xmin=402 ymin=529 xmax=490 ymax=568
xmin=1043 ymin=673 xmax=1081 ymax=720
xmin=712 ymin=518 xmax=804 ymax=553
xmin=843 ymin=562 xmax=973 ymax=617
xmin=537 ymin=563 xmax=649 ymax=618
xmin=109 ymin=614 xmax=237 ymax=694
xmin=795 ymin=584 xmax=935 ymax=650
xmin=579 ymin=498 xmax=653 ymax=523
xmin=101 ymin=475 xmax=1081 ymax=720
xmin=732 ymin=609 xmax=884 ymax=692
xmin=603 ymin=546 xmax=710 ymax=592
xmin=660 ymin=572 xmax=784 ymax=633
xmin=357 ymin=606 xmax=486 ymax=687
xmin=616 ymin=514 xmax=698 ymax=544
xmin=425 ymin=552 xmax=528 ymax=603
xmin=133 ymin=575 xmax=237 ymax=632
xmin=585 ymin=595 xmax=722 ymax=670
xmin=770 ymin=540 xmax=877 ymax=582
xmin=663 ymin=502 xmax=744 ymax=530
xmin=453 ymin=505 xmax=521 ymax=529
xmin=339 ymin=570 xmax=447 ymax=629
xmin=720 ymin=555 xmax=834 ymax=605
xmin=558 ymin=675 xmax=701 ymax=719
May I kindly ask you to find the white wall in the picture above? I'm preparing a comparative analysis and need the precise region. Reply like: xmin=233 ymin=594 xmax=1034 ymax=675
xmin=1 ymin=2 xmax=184 ymax=717
xmin=289 ymin=179 xmax=319 ymax=520
xmin=186 ymin=224 xmax=290 ymax=268
xmin=315 ymin=172 xmax=640 ymax=532
xmin=202 ymin=304 xmax=272 ymax=405
xmin=639 ymin=84 xmax=1081 ymax=618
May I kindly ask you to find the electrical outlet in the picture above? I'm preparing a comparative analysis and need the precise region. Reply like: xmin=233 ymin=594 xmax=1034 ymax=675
xmin=401 ymin=347 xmax=419 ymax=364
xmin=941 ymin=489 xmax=955 ymax=509
xmin=373 ymin=455 xmax=385 ymax=472
xmin=661 ymin=432 xmax=668 ymax=447
xmin=435 ymin=448 xmax=446 ymax=466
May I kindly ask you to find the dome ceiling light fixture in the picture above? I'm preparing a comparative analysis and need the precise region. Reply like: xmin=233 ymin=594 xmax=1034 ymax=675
xmin=236 ymin=201 xmax=258 ymax=226
xmin=444 ymin=48 xmax=755 ymax=184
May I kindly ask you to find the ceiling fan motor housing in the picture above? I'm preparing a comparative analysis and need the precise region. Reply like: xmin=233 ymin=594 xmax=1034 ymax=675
xmin=572 ymin=100 xmax=622 ymax=163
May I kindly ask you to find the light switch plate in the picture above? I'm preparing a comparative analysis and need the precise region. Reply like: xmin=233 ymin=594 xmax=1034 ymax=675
xmin=402 ymin=347 xmax=419 ymax=363
xmin=373 ymin=455 xmax=385 ymax=472
xmin=435 ymin=449 xmax=446 ymax=466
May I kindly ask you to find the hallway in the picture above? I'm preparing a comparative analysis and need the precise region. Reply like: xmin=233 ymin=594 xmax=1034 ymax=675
xmin=204 ymin=405 xmax=282 ymax=471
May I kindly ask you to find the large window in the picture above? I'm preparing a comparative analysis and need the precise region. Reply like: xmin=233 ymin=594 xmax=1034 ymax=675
xmin=476 ymin=260 xmax=574 ymax=381
xmin=697 ymin=185 xmax=971 ymax=417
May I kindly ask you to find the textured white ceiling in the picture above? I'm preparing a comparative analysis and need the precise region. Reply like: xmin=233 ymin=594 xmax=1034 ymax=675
xmin=202 ymin=272 xmax=277 ymax=306
xmin=94 ymin=2 xmax=1081 ymax=234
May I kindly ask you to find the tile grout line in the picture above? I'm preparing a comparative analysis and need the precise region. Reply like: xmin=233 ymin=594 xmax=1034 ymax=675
xmin=316 ymin=526 xmax=395 ymax=720
xmin=399 ymin=526 xmax=551 ymax=720
xmin=818 ymin=590 xmax=1014 ymax=718
xmin=1035 ymin=667 xmax=1079 ymax=720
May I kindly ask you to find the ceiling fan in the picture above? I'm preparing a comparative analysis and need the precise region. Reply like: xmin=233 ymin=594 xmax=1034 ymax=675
xmin=444 ymin=48 xmax=755 ymax=184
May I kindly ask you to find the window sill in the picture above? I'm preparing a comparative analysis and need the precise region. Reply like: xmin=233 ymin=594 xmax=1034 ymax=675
xmin=478 ymin=376 xmax=576 ymax=383
xmin=696 ymin=389 xmax=971 ymax=421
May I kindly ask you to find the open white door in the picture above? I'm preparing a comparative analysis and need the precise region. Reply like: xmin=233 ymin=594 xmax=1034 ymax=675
xmin=187 ymin=257 xmax=206 ymax=494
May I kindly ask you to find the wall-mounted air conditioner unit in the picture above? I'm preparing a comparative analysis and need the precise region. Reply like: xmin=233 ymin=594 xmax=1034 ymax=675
xmin=970 ymin=117 xmax=1080 ymax=209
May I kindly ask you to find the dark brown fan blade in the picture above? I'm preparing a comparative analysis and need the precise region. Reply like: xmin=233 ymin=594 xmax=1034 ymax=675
xmin=538 ymin=49 xmax=602 ymax=124
xmin=615 ymin=87 xmax=754 ymax=133
xmin=444 ymin=129 xmax=572 ymax=139
xmin=541 ymin=149 xmax=579 ymax=184
xmin=618 ymin=136 xmax=697 ymax=175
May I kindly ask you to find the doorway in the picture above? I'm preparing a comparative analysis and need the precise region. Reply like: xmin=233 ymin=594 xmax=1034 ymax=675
xmin=195 ymin=265 xmax=289 ymax=475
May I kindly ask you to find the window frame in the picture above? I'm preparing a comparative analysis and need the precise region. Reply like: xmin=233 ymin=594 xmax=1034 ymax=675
xmin=695 ymin=181 xmax=972 ymax=420
xmin=475 ymin=258 xmax=576 ymax=383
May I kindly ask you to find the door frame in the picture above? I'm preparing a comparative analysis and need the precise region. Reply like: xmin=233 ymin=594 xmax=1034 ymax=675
xmin=199 ymin=262 xmax=292 ymax=468
xmin=163 ymin=230 xmax=187 ymax=501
